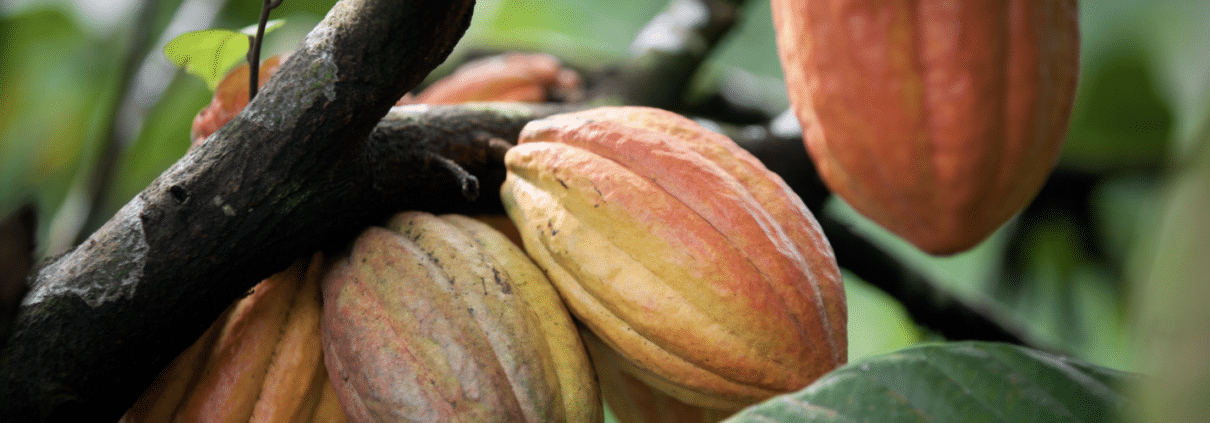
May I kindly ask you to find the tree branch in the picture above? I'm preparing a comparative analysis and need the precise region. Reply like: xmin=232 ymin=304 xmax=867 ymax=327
xmin=0 ymin=0 xmax=475 ymax=420
xmin=594 ymin=0 xmax=745 ymax=109
xmin=723 ymin=116 xmax=1053 ymax=351
xmin=818 ymin=215 xmax=1051 ymax=350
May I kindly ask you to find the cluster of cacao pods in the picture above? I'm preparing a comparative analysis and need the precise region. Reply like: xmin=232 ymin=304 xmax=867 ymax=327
xmin=121 ymin=253 xmax=348 ymax=423
xmin=131 ymin=106 xmax=847 ymax=422
xmin=137 ymin=0 xmax=1082 ymax=416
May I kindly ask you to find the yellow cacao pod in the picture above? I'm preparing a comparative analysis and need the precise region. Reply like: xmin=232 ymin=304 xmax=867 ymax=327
xmin=319 ymin=212 xmax=601 ymax=423
xmin=121 ymin=253 xmax=349 ymax=423
xmin=771 ymin=0 xmax=1081 ymax=254
xmin=584 ymin=329 xmax=732 ymax=423
xmin=501 ymin=106 xmax=847 ymax=411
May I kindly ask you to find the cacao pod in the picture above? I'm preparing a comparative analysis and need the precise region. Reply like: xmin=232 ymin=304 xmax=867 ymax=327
xmin=190 ymin=54 xmax=287 ymax=147
xmin=122 ymin=253 xmax=349 ymax=423
xmin=320 ymin=211 xmax=601 ymax=423
xmin=464 ymin=214 xmax=528 ymax=261
xmin=771 ymin=0 xmax=1081 ymax=255
xmin=584 ymin=330 xmax=731 ymax=423
xmin=500 ymin=106 xmax=847 ymax=410
xmin=406 ymin=52 xmax=584 ymax=105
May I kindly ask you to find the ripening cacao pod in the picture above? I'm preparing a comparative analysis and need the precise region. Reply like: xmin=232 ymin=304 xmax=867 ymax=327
xmin=771 ymin=1 xmax=1080 ymax=255
xmin=190 ymin=54 xmax=287 ymax=147
xmin=584 ymin=329 xmax=731 ymax=423
xmin=406 ymin=52 xmax=584 ymax=105
xmin=500 ymin=106 xmax=847 ymax=411
xmin=320 ymin=211 xmax=601 ymax=423
xmin=121 ymin=253 xmax=350 ymax=423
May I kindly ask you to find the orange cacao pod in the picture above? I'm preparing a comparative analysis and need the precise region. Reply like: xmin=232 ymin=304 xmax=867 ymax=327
xmin=320 ymin=212 xmax=601 ymax=423
xmin=500 ymin=106 xmax=847 ymax=410
xmin=771 ymin=1 xmax=1080 ymax=254
xmin=407 ymin=52 xmax=583 ymax=105
xmin=122 ymin=253 xmax=349 ymax=423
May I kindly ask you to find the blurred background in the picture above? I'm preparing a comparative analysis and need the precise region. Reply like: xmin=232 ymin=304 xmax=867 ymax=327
xmin=2 ymin=0 xmax=1208 ymax=419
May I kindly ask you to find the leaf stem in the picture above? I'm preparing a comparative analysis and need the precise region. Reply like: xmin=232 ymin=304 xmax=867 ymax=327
xmin=248 ymin=0 xmax=285 ymax=100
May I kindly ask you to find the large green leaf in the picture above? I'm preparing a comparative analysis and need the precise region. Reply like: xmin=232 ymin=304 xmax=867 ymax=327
xmin=725 ymin=342 xmax=1134 ymax=423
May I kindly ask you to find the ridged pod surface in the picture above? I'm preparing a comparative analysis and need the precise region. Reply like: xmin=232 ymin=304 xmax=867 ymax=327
xmin=771 ymin=0 xmax=1080 ymax=254
xmin=121 ymin=253 xmax=349 ymax=423
xmin=501 ymin=106 xmax=847 ymax=410
xmin=584 ymin=329 xmax=732 ymax=423
xmin=320 ymin=212 xmax=600 ymax=423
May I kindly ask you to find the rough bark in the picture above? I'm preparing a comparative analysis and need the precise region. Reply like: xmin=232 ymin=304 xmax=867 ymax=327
xmin=0 ymin=0 xmax=476 ymax=420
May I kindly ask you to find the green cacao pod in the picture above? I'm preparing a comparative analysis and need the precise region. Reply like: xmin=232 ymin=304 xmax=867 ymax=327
xmin=122 ymin=253 xmax=349 ymax=423
xmin=500 ymin=106 xmax=847 ymax=411
xmin=319 ymin=212 xmax=601 ymax=423
xmin=771 ymin=0 xmax=1081 ymax=254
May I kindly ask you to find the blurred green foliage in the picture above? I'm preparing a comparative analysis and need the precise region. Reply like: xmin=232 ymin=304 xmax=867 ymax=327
xmin=1 ymin=0 xmax=1208 ymax=420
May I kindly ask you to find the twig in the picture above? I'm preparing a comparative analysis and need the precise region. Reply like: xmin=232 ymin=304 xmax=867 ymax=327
xmin=0 ymin=205 xmax=36 ymax=343
xmin=594 ymin=0 xmax=746 ymax=109
xmin=425 ymin=152 xmax=480 ymax=201
xmin=247 ymin=0 xmax=285 ymax=100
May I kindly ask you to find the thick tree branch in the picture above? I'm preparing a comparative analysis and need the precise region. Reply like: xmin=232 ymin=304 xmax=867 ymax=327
xmin=362 ymin=102 xmax=574 ymax=214
xmin=0 ymin=0 xmax=475 ymax=420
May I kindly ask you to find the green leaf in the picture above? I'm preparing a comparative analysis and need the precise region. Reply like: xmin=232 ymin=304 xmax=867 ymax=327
xmin=240 ymin=18 xmax=286 ymax=37
xmin=163 ymin=29 xmax=249 ymax=90
xmin=1133 ymin=140 xmax=1210 ymax=423
xmin=724 ymin=342 xmax=1135 ymax=423
xmin=162 ymin=19 xmax=286 ymax=90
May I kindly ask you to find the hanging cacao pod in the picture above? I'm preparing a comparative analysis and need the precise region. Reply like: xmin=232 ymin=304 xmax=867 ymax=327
xmin=121 ymin=253 xmax=349 ymax=423
xmin=500 ymin=106 xmax=847 ymax=411
xmin=320 ymin=212 xmax=601 ymax=423
xmin=771 ymin=1 xmax=1080 ymax=254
